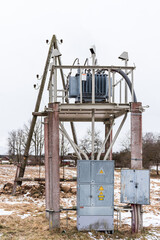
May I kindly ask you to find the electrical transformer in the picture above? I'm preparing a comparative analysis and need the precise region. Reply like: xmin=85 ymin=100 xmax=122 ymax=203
xmin=77 ymin=160 xmax=114 ymax=232
xmin=69 ymin=72 xmax=112 ymax=102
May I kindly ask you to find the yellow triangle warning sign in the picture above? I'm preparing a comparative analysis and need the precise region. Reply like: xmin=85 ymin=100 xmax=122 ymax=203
xmin=99 ymin=191 xmax=103 ymax=195
xmin=98 ymin=167 xmax=105 ymax=175
xmin=99 ymin=186 xmax=104 ymax=191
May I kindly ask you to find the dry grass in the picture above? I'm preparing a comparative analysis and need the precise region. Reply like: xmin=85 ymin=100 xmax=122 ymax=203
xmin=0 ymin=165 xmax=159 ymax=240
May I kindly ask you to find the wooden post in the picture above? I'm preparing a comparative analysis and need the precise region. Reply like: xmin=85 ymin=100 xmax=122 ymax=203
xmin=131 ymin=102 xmax=143 ymax=233
xmin=48 ymin=103 xmax=60 ymax=229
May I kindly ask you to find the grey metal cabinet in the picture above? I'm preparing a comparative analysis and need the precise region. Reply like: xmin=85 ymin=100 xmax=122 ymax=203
xmin=77 ymin=160 xmax=114 ymax=231
xmin=121 ymin=169 xmax=150 ymax=205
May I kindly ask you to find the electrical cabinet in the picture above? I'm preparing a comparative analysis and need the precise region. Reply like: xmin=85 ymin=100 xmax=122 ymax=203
xmin=121 ymin=169 xmax=150 ymax=205
xmin=77 ymin=160 xmax=114 ymax=232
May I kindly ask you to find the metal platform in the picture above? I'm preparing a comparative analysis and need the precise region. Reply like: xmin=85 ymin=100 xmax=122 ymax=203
xmin=33 ymin=103 xmax=130 ymax=122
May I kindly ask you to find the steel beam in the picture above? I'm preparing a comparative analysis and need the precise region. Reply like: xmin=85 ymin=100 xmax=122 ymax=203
xmin=105 ymin=120 xmax=113 ymax=160
xmin=59 ymin=103 xmax=130 ymax=110
xmin=103 ymin=113 xmax=127 ymax=160
xmin=52 ymin=65 xmax=135 ymax=70
xmin=97 ymin=120 xmax=114 ymax=160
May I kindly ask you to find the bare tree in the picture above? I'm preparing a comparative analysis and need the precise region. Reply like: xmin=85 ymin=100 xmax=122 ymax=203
xmin=8 ymin=119 xmax=44 ymax=163
xmin=121 ymin=131 xmax=131 ymax=151
xmin=79 ymin=129 xmax=102 ymax=156
xmin=143 ymin=132 xmax=160 ymax=174
xmin=24 ymin=119 xmax=44 ymax=161
xmin=8 ymin=129 xmax=26 ymax=163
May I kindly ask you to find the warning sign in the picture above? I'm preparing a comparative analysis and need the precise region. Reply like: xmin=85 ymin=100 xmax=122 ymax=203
xmin=82 ymin=74 xmax=87 ymax=81
xmin=99 ymin=186 xmax=104 ymax=191
xmin=98 ymin=195 xmax=105 ymax=200
xmin=97 ymin=167 xmax=105 ymax=175
xmin=98 ymin=186 xmax=105 ymax=200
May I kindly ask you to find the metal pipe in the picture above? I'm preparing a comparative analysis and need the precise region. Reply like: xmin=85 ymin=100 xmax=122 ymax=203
xmin=54 ymin=57 xmax=57 ymax=102
xmin=120 ymin=81 xmax=122 ymax=103
xmin=131 ymin=70 xmax=134 ymax=102
xmin=91 ymin=110 xmax=95 ymax=160
xmin=114 ymin=70 xmax=132 ymax=87
xmin=97 ymin=120 xmax=114 ymax=160
xmin=84 ymin=58 xmax=89 ymax=66
xmin=112 ymin=72 xmax=115 ymax=103
xmin=59 ymin=124 xmax=88 ymax=160
xmin=80 ymin=69 xmax=82 ymax=104
xmin=53 ymin=65 xmax=135 ymax=70
xmin=92 ymin=57 xmax=95 ymax=104
xmin=59 ymin=123 xmax=82 ymax=160
xmin=70 ymin=122 xmax=78 ymax=145
xmin=108 ymin=69 xmax=111 ymax=103
xmin=125 ymin=60 xmax=128 ymax=103
xmin=113 ymin=69 xmax=137 ymax=102
xmin=103 ymin=113 xmax=127 ymax=160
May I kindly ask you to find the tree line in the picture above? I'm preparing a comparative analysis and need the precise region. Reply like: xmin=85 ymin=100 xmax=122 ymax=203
xmin=113 ymin=132 xmax=160 ymax=175
xmin=8 ymin=120 xmax=44 ymax=163
xmin=7 ymin=125 xmax=160 ymax=174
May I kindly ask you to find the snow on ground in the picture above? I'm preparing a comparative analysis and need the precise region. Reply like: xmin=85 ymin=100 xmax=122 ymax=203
xmin=0 ymin=209 xmax=13 ymax=215
xmin=0 ymin=165 xmax=159 ymax=239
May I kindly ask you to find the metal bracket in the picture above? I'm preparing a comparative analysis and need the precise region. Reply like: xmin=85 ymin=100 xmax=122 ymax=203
xmin=46 ymin=209 xmax=61 ymax=213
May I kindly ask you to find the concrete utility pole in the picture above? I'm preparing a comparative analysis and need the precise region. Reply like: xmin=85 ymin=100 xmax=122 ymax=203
xmin=47 ymin=103 xmax=60 ymax=229
xmin=131 ymin=102 xmax=143 ymax=233
xmin=44 ymin=117 xmax=49 ymax=219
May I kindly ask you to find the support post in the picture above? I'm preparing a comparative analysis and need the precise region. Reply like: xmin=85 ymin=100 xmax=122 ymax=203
xmin=91 ymin=110 xmax=95 ymax=160
xmin=44 ymin=117 xmax=49 ymax=219
xmin=131 ymin=102 xmax=143 ymax=233
xmin=12 ymin=164 xmax=21 ymax=195
xmin=105 ymin=120 xmax=113 ymax=160
xmin=48 ymin=103 xmax=60 ymax=229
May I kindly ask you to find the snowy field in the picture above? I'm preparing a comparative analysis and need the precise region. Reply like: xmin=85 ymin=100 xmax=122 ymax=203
xmin=0 ymin=165 xmax=159 ymax=240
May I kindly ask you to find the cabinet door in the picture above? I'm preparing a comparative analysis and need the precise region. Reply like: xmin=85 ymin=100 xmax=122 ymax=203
xmin=78 ymin=161 xmax=91 ymax=183
xmin=91 ymin=184 xmax=114 ymax=207
xmin=78 ymin=184 xmax=91 ymax=207
xmin=91 ymin=161 xmax=114 ymax=184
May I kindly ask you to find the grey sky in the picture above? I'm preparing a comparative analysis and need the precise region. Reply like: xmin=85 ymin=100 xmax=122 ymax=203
xmin=0 ymin=0 xmax=160 ymax=154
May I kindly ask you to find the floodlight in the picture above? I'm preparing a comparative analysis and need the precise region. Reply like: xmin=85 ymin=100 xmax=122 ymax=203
xmin=90 ymin=45 xmax=96 ymax=55
xmin=52 ymin=49 xmax=62 ymax=57
xmin=118 ymin=51 xmax=129 ymax=61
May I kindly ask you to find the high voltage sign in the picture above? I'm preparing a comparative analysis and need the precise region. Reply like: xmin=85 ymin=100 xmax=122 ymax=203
xmin=98 ymin=186 xmax=105 ymax=200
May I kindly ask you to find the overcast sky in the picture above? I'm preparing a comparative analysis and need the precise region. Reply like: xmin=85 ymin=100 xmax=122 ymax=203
xmin=0 ymin=0 xmax=160 ymax=154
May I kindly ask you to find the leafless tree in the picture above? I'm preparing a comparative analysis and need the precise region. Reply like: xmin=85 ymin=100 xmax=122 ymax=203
xmin=79 ymin=129 xmax=102 ymax=156
xmin=8 ymin=129 xmax=26 ymax=163
xmin=143 ymin=132 xmax=160 ymax=175
xmin=8 ymin=119 xmax=44 ymax=163
xmin=24 ymin=119 xmax=44 ymax=161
